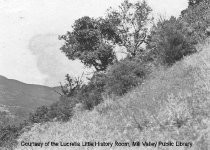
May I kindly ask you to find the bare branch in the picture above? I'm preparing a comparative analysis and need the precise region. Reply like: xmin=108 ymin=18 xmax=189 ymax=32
xmin=52 ymin=89 xmax=62 ymax=96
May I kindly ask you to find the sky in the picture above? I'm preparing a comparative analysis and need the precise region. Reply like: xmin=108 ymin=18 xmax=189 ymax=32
xmin=0 ymin=0 xmax=188 ymax=86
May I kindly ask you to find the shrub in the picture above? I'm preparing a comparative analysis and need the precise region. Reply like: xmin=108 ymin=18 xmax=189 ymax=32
xmin=28 ymin=106 xmax=49 ymax=123
xmin=0 ymin=125 xmax=22 ymax=150
xmin=77 ymin=73 xmax=106 ymax=110
xmin=105 ymin=59 xmax=148 ymax=96
xmin=28 ymin=96 xmax=78 ymax=123
xmin=48 ymin=96 xmax=76 ymax=121
xmin=147 ymin=16 xmax=196 ymax=66
xmin=59 ymin=74 xmax=83 ymax=97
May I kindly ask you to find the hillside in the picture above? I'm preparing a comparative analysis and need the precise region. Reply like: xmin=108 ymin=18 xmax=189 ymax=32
xmin=3 ymin=1 xmax=210 ymax=149
xmin=0 ymin=75 xmax=60 ymax=120
xmin=15 ymin=39 xmax=210 ymax=150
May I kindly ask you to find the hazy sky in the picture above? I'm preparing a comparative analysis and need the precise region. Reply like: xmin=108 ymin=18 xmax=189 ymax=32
xmin=0 ymin=0 xmax=188 ymax=86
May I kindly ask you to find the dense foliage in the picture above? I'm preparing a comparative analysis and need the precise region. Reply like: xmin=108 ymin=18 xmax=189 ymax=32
xmin=147 ymin=16 xmax=197 ymax=66
xmin=182 ymin=0 xmax=210 ymax=41
xmin=59 ymin=16 xmax=120 ymax=71
xmin=105 ymin=59 xmax=148 ymax=95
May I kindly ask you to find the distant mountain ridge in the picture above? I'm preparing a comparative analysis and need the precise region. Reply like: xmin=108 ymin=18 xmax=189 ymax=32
xmin=0 ymin=75 xmax=60 ymax=116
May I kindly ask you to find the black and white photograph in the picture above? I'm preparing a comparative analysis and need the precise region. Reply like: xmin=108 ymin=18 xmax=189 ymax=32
xmin=0 ymin=0 xmax=210 ymax=149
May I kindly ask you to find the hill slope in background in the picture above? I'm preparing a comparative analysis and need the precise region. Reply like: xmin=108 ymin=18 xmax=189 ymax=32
xmin=0 ymin=75 xmax=60 ymax=121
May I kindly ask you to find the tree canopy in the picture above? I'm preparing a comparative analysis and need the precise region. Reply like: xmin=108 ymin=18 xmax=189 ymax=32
xmin=59 ymin=16 xmax=121 ymax=71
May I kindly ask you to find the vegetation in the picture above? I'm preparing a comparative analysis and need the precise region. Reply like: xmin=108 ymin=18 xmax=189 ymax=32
xmin=59 ymin=16 xmax=120 ymax=71
xmin=0 ymin=121 xmax=27 ymax=150
xmin=105 ymin=59 xmax=149 ymax=95
xmin=2 ymin=0 xmax=210 ymax=149
xmin=59 ymin=0 xmax=153 ymax=72
xmin=182 ymin=0 xmax=210 ymax=41
xmin=188 ymin=0 xmax=206 ymax=7
xmin=147 ymin=16 xmax=196 ymax=66
xmin=106 ymin=0 xmax=153 ymax=57
xmin=77 ymin=73 xmax=105 ymax=110
xmin=15 ymin=39 xmax=210 ymax=150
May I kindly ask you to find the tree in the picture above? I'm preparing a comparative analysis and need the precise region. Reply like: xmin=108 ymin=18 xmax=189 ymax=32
xmin=106 ymin=0 xmax=153 ymax=57
xmin=59 ymin=16 xmax=120 ymax=71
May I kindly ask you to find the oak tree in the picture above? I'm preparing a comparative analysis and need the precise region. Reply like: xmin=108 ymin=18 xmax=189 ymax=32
xmin=59 ymin=16 xmax=120 ymax=71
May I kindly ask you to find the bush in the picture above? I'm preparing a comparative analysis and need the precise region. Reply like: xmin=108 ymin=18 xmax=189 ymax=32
xmin=28 ymin=106 xmax=49 ymax=123
xmin=162 ymin=31 xmax=195 ymax=65
xmin=48 ymin=96 xmax=76 ymax=121
xmin=77 ymin=72 xmax=106 ymax=110
xmin=0 ymin=125 xmax=22 ymax=149
xmin=147 ymin=16 xmax=196 ymax=66
xmin=105 ymin=59 xmax=148 ymax=96
xmin=28 ymin=96 xmax=78 ymax=123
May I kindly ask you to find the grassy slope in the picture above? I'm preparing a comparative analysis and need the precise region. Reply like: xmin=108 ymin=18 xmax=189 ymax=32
xmin=15 ymin=39 xmax=210 ymax=150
